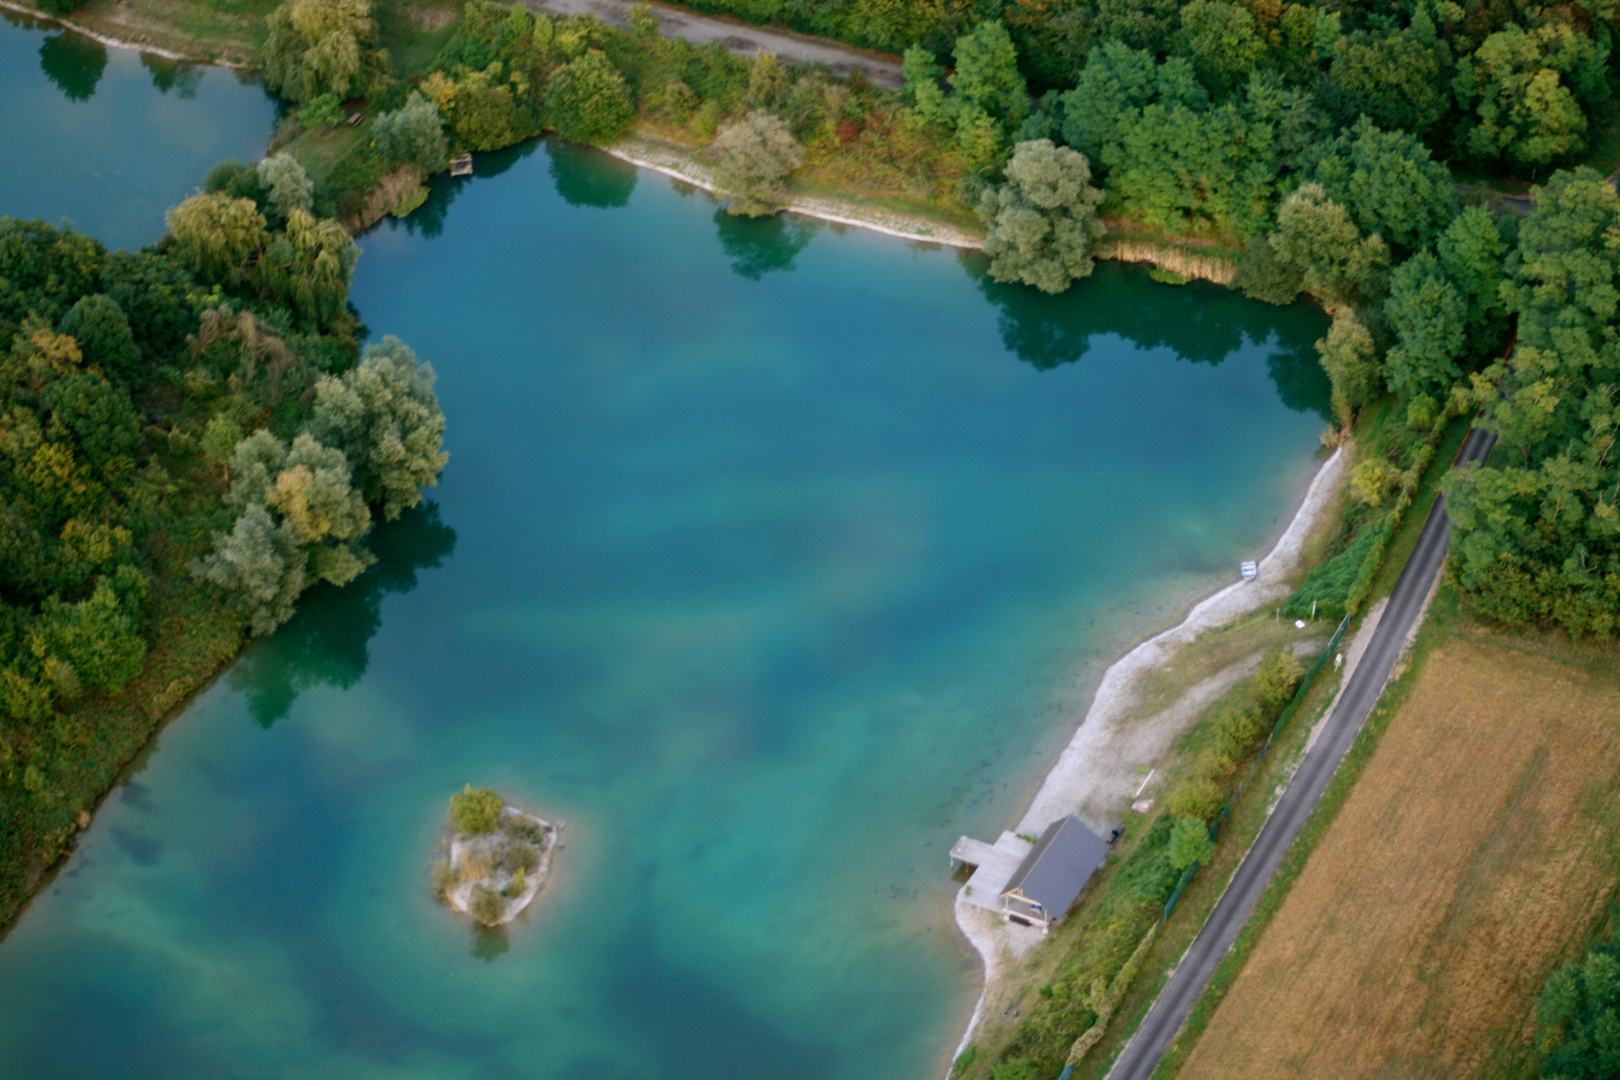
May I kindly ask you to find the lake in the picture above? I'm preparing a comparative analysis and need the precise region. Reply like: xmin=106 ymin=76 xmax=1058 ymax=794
xmin=0 ymin=20 xmax=1331 ymax=1079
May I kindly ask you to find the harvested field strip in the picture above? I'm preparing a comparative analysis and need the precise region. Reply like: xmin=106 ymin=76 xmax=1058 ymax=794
xmin=1177 ymin=637 xmax=1620 ymax=1080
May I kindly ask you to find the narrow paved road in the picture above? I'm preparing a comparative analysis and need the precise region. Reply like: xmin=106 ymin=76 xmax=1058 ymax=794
xmin=1106 ymin=426 xmax=1498 ymax=1080
xmin=521 ymin=0 xmax=904 ymax=85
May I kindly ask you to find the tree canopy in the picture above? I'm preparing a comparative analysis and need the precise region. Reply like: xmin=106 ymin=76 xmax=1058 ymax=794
xmin=977 ymin=139 xmax=1106 ymax=294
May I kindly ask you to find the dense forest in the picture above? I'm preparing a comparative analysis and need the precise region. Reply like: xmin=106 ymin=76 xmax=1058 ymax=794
xmin=0 ymin=150 xmax=446 ymax=922
xmin=28 ymin=0 xmax=1620 ymax=649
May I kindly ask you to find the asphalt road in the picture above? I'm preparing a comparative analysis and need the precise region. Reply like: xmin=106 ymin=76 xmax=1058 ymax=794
xmin=1105 ymin=425 xmax=1499 ymax=1080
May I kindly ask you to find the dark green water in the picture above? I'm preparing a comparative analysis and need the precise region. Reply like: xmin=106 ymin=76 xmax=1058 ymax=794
xmin=0 ymin=23 xmax=1333 ymax=1078
xmin=0 ymin=13 xmax=275 ymax=252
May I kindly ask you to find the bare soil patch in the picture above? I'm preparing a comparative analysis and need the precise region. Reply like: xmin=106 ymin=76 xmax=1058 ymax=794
xmin=1178 ymin=637 xmax=1620 ymax=1080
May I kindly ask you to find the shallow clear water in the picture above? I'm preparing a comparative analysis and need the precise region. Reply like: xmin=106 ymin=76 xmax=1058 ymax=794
xmin=0 ymin=24 xmax=1333 ymax=1078
xmin=0 ymin=13 xmax=275 ymax=251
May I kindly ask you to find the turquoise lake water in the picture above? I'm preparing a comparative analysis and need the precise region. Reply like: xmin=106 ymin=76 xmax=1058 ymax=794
xmin=0 ymin=20 xmax=1333 ymax=1078
xmin=0 ymin=11 xmax=276 ymax=252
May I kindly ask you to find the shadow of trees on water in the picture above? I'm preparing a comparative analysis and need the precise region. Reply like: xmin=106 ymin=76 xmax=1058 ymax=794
xmin=229 ymin=501 xmax=457 ymax=728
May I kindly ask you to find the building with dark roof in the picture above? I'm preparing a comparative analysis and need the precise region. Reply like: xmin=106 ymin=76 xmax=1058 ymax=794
xmin=999 ymin=815 xmax=1110 ymax=929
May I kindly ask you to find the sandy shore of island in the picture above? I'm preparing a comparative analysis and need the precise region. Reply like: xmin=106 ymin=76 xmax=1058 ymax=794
xmin=946 ymin=443 xmax=1349 ymax=1070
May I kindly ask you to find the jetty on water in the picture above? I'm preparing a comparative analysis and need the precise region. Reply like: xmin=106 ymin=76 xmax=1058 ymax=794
xmin=952 ymin=815 xmax=1110 ymax=931
xmin=449 ymin=153 xmax=474 ymax=177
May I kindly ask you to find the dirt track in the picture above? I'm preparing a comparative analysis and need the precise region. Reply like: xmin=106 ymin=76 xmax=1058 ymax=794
xmin=520 ymin=0 xmax=904 ymax=85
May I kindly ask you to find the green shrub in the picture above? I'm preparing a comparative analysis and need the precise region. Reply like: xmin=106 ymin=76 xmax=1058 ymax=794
xmin=468 ymin=883 xmax=503 ymax=924
xmin=374 ymin=92 xmax=449 ymax=169
xmin=1282 ymin=516 xmax=1391 ymax=620
xmin=1168 ymin=815 xmax=1215 ymax=871
xmin=449 ymin=784 xmax=504 ymax=834
xmin=1212 ymin=703 xmax=1266 ymax=760
xmin=430 ymin=858 xmax=454 ymax=901
xmin=1168 ymin=775 xmax=1223 ymax=822
xmin=509 ymin=841 xmax=540 ymax=874
xmin=1253 ymin=648 xmax=1305 ymax=711
xmin=546 ymin=49 xmax=634 ymax=145
xmin=299 ymin=93 xmax=346 ymax=129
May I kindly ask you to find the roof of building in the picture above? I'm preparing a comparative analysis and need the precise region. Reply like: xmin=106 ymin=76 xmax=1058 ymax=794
xmin=1001 ymin=815 xmax=1110 ymax=920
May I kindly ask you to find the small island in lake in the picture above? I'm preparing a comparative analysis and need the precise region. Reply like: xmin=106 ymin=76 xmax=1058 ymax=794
xmin=433 ymin=786 xmax=560 ymax=927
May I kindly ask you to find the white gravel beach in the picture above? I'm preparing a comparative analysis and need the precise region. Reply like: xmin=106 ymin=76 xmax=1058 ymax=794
xmin=947 ymin=444 xmax=1349 ymax=1068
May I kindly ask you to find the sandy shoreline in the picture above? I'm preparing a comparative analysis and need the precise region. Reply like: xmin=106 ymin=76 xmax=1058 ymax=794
xmin=0 ymin=0 xmax=245 ymax=64
xmin=946 ymin=444 xmax=1348 ymax=1070
xmin=606 ymin=135 xmax=987 ymax=249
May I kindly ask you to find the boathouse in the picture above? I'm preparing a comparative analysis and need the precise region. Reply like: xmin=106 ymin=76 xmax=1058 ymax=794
xmin=951 ymin=814 xmax=1111 ymax=931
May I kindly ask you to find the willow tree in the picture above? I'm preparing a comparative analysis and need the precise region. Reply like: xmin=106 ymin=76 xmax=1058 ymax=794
xmin=710 ymin=111 xmax=805 ymax=217
xmin=977 ymin=139 xmax=1105 ymax=295
xmin=251 ymin=209 xmax=357 ymax=327
xmin=263 ymin=0 xmax=382 ymax=104
xmin=165 ymin=193 xmax=268 ymax=285
xmin=309 ymin=337 xmax=448 ymax=520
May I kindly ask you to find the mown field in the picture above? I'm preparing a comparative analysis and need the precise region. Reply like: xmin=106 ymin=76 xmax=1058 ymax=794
xmin=1175 ymin=620 xmax=1620 ymax=1080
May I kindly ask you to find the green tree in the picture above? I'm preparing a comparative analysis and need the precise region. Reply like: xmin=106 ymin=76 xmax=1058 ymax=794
xmin=42 ymin=577 xmax=145 ymax=692
xmin=977 ymin=139 xmax=1106 ymax=294
xmin=164 ymin=192 xmax=269 ymax=284
xmin=422 ymin=67 xmax=530 ymax=151
xmin=255 ymin=152 xmax=315 ymax=220
xmin=949 ymin=21 xmax=1028 ymax=131
xmin=901 ymin=44 xmax=949 ymax=126
xmin=1270 ymin=182 xmax=1390 ymax=309
xmin=40 ymin=371 xmax=141 ymax=475
xmin=1436 ymin=205 xmax=1513 ymax=360
xmin=1060 ymin=43 xmax=1206 ymax=167
xmin=1383 ymin=251 xmax=1467 ymax=400
xmin=1253 ymin=647 xmax=1304 ymax=710
xmin=373 ymin=91 xmax=448 ymax=169
xmin=1328 ymin=30 xmax=1452 ymax=140
xmin=1536 ymin=941 xmax=1620 ymax=1078
xmin=545 ymin=50 xmax=633 ymax=146
xmin=201 ymin=413 xmax=244 ymax=478
xmin=309 ymin=336 xmax=448 ymax=519
xmin=1233 ymin=235 xmax=1304 ymax=304
xmin=1454 ymin=24 xmax=1601 ymax=168
xmin=1315 ymin=308 xmax=1381 ymax=423
xmin=250 ymin=209 xmax=357 ymax=327
xmin=1444 ymin=169 xmax=1620 ymax=637
xmin=277 ymin=450 xmax=372 ymax=586
xmin=1312 ymin=119 xmax=1458 ymax=254
xmin=58 ymin=294 xmax=138 ymax=380
xmin=1174 ymin=0 xmax=1266 ymax=97
xmin=710 ymin=111 xmax=805 ymax=217
xmin=262 ymin=0 xmax=381 ymax=104
xmin=191 ymin=501 xmax=310 ymax=636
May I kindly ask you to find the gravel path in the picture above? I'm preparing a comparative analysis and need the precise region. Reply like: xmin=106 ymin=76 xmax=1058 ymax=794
xmin=520 ymin=0 xmax=904 ymax=85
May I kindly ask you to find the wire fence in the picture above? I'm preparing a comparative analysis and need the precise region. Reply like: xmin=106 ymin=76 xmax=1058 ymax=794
xmin=1159 ymin=613 xmax=1352 ymax=926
